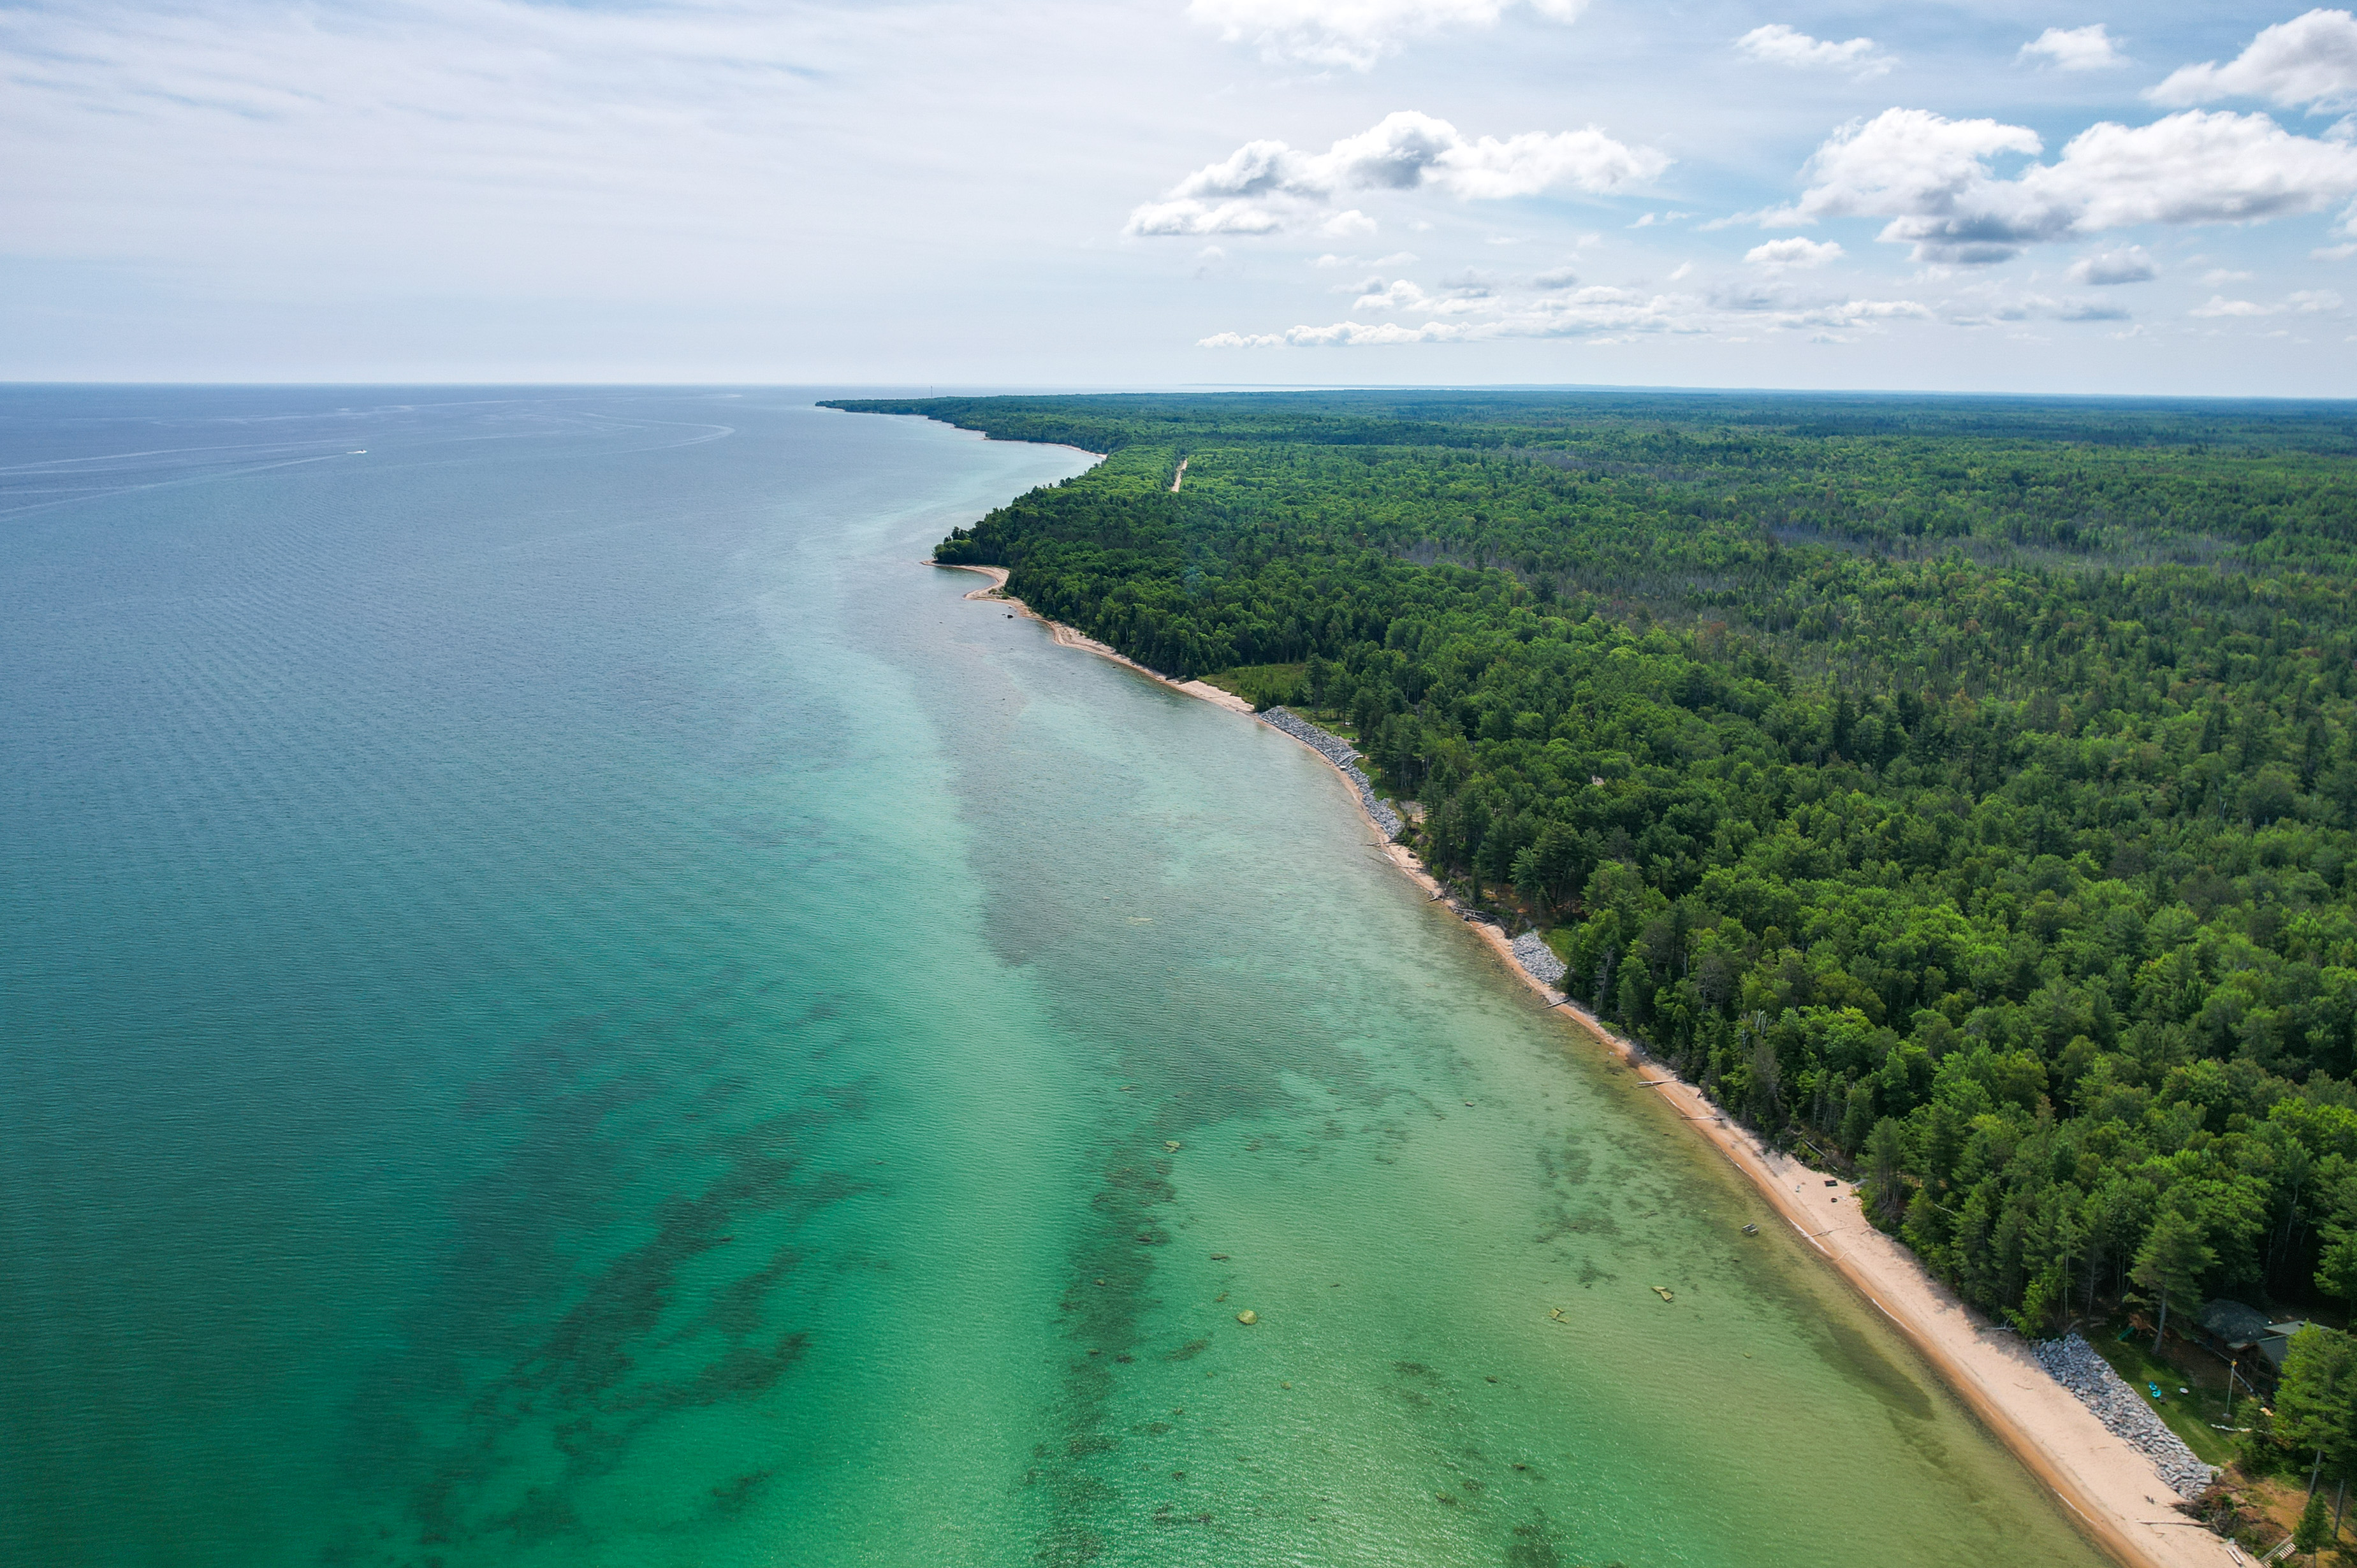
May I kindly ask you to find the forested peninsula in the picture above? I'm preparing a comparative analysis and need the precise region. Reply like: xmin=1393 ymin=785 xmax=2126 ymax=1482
xmin=832 ymin=388 xmax=2357 ymax=1504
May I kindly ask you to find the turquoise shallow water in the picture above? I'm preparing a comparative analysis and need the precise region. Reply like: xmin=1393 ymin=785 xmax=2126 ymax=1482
xmin=0 ymin=388 xmax=2106 ymax=1567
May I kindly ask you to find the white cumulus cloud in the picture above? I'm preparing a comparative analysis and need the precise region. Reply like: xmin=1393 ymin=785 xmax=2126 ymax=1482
xmin=1126 ymin=110 xmax=1668 ymax=236
xmin=2019 ymin=25 xmax=2123 ymax=71
xmin=1935 ymin=286 xmax=2131 ymax=325
xmin=1351 ymin=272 xmax=1496 ymax=312
xmin=1746 ymin=236 xmax=1844 ymax=267
xmin=1128 ymin=199 xmax=1289 ymax=236
xmin=1769 ymin=106 xmax=2357 ymax=263
xmin=2149 ymin=10 xmax=2357 ymax=112
xmin=1186 ymin=0 xmax=1587 ymax=70
xmin=1196 ymin=278 xmax=1952 ymax=347
xmin=1430 ymin=126 xmax=1666 ymax=197
xmin=1281 ymin=319 xmax=1468 ymax=344
xmin=1213 ymin=291 xmax=1934 ymax=345
xmin=2069 ymin=245 xmax=2158 ymax=282
xmin=2191 ymin=287 xmax=2345 ymax=315
xmin=1354 ymin=278 xmax=1430 ymax=310
xmin=1734 ymin=24 xmax=1894 ymax=78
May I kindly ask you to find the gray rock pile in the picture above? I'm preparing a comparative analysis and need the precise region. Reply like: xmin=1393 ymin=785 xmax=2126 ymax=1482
xmin=1511 ymin=931 xmax=1567 ymax=988
xmin=1261 ymin=708 xmax=1403 ymax=838
xmin=2031 ymin=1332 xmax=2216 ymax=1500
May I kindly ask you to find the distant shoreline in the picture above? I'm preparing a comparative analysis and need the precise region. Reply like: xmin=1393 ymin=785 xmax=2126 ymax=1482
xmin=933 ymin=551 xmax=2232 ymax=1568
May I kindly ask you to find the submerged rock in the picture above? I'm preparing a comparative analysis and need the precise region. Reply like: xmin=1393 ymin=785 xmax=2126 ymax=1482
xmin=1236 ymin=1309 xmax=1257 ymax=1325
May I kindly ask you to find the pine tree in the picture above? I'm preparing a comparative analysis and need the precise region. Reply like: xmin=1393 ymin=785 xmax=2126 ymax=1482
xmin=1863 ymin=1118 xmax=1908 ymax=1226
xmin=2317 ymin=1228 xmax=2357 ymax=1317
xmin=2130 ymin=1210 xmax=2215 ymax=1353
xmin=2295 ymin=1486 xmax=2329 ymax=1556
xmin=2278 ymin=1328 xmax=2357 ymax=1502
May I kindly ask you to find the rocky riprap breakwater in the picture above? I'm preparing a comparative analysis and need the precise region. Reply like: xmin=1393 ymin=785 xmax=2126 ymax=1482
xmin=1510 ymin=931 xmax=1567 ymax=988
xmin=2031 ymin=1333 xmax=2215 ymax=1500
xmin=1260 ymin=708 xmax=1402 ymax=839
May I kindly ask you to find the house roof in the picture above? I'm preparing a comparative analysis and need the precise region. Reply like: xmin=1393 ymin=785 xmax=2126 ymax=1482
xmin=2259 ymin=1323 xmax=2316 ymax=1369
xmin=2200 ymin=1298 xmax=2277 ymax=1347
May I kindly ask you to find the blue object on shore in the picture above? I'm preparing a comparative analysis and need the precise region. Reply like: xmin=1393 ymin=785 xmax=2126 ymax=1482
xmin=2147 ymin=1382 xmax=2164 ymax=1400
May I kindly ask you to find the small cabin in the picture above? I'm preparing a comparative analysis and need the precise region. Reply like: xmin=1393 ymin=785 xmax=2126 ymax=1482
xmin=2195 ymin=1298 xmax=2312 ymax=1391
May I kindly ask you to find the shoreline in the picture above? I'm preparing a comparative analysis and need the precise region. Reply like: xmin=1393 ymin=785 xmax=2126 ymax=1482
xmin=936 ymin=557 xmax=2235 ymax=1568
xmin=937 ymin=563 xmax=1253 ymax=713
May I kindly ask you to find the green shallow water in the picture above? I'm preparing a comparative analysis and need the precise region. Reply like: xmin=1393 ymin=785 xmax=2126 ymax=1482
xmin=0 ymin=389 xmax=2105 ymax=1567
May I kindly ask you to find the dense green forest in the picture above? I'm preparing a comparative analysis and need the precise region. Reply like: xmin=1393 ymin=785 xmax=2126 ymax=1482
xmin=830 ymin=389 xmax=2357 ymax=1380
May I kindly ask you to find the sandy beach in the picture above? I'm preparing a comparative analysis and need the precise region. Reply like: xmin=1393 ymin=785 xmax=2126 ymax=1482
xmin=1541 ymin=992 xmax=2242 ymax=1568
xmin=940 ymin=563 xmax=1251 ymax=713
xmin=1317 ymin=757 xmax=2242 ymax=1568
xmin=942 ymin=556 xmax=2239 ymax=1568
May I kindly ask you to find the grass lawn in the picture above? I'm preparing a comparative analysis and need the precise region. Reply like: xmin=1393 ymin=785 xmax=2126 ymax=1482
xmin=1196 ymin=663 xmax=1307 ymax=708
xmin=1285 ymin=708 xmax=1359 ymax=744
xmin=2087 ymin=1323 xmax=2244 ymax=1469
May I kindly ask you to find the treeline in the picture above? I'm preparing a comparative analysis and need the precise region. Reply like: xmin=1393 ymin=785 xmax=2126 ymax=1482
xmin=850 ymin=390 xmax=2357 ymax=569
xmin=829 ymin=389 xmax=2357 ymax=1339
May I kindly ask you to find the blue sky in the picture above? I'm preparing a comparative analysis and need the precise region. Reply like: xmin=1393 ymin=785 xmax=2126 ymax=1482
xmin=4 ymin=0 xmax=2354 ymax=391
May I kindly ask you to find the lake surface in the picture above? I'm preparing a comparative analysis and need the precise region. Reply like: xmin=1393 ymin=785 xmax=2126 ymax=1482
xmin=0 ymin=388 xmax=2106 ymax=1567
